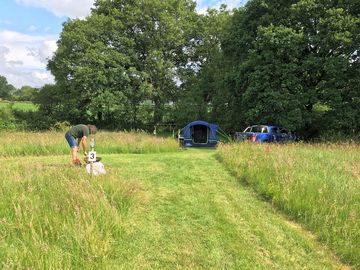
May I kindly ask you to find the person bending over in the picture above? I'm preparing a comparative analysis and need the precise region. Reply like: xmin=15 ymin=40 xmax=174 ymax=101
xmin=65 ymin=124 xmax=97 ymax=165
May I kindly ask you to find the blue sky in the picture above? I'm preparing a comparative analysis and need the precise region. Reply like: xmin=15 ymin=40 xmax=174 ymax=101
xmin=0 ymin=0 xmax=247 ymax=88
xmin=0 ymin=0 xmax=65 ymax=35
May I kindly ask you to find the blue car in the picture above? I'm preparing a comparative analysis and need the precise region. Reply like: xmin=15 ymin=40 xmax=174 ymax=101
xmin=234 ymin=125 xmax=296 ymax=143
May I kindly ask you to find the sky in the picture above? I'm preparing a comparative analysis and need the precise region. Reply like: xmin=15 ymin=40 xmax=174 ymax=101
xmin=0 ymin=0 xmax=247 ymax=88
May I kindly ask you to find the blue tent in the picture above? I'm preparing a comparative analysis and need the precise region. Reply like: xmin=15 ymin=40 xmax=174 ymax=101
xmin=179 ymin=120 xmax=219 ymax=147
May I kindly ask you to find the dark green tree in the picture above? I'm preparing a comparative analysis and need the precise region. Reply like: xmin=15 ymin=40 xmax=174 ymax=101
xmin=0 ymin=75 xmax=16 ymax=100
xmin=174 ymin=5 xmax=232 ymax=128
xmin=48 ymin=0 xmax=199 ymax=129
xmin=222 ymin=0 xmax=360 ymax=136
xmin=12 ymin=85 xmax=39 ymax=101
xmin=34 ymin=84 xmax=63 ymax=115
xmin=48 ymin=14 xmax=136 ymax=127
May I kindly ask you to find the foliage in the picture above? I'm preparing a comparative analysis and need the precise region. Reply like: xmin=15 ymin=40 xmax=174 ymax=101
xmin=34 ymin=84 xmax=79 ymax=125
xmin=1 ymin=1 xmax=357 ymax=139
xmin=0 ymin=106 xmax=17 ymax=130
xmin=0 ymin=102 xmax=40 ymax=131
xmin=49 ymin=121 xmax=71 ymax=132
xmin=12 ymin=86 xmax=39 ymax=101
xmin=174 ymin=5 xmax=232 ymax=128
xmin=47 ymin=0 xmax=199 ymax=129
xmin=218 ymin=143 xmax=360 ymax=267
xmin=221 ymin=0 xmax=360 ymax=136
xmin=0 ymin=75 xmax=16 ymax=100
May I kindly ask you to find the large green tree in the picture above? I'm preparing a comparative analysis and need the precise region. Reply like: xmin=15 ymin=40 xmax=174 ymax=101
xmin=222 ymin=0 xmax=360 ymax=135
xmin=48 ymin=14 xmax=142 ymax=127
xmin=48 ymin=0 xmax=198 ymax=129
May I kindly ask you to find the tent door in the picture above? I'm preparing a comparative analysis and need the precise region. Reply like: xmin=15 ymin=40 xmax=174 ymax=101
xmin=192 ymin=125 xmax=208 ymax=144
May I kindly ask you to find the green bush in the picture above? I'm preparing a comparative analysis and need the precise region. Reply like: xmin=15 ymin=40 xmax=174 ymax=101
xmin=49 ymin=121 xmax=71 ymax=132
xmin=0 ymin=107 xmax=17 ymax=130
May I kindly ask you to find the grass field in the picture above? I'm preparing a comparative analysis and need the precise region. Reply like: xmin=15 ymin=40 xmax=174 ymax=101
xmin=0 ymin=150 xmax=347 ymax=269
xmin=0 ymin=101 xmax=38 ymax=112
xmin=217 ymin=142 xmax=360 ymax=268
xmin=0 ymin=132 xmax=356 ymax=269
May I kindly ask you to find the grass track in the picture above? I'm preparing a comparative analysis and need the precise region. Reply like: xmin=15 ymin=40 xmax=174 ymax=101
xmin=0 ymin=149 xmax=348 ymax=269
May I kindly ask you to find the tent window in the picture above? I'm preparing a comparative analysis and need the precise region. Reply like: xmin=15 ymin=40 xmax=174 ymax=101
xmin=192 ymin=125 xmax=208 ymax=144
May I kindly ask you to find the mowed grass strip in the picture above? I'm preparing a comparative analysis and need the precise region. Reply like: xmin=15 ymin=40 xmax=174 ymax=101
xmin=217 ymin=143 xmax=360 ymax=268
xmin=0 ymin=150 xmax=347 ymax=269
xmin=0 ymin=131 xmax=179 ymax=157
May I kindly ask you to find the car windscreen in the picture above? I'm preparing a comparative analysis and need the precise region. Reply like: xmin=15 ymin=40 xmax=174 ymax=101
xmin=250 ymin=126 xmax=268 ymax=133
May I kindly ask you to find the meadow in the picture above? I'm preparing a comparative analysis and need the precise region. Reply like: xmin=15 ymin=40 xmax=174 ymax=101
xmin=217 ymin=142 xmax=360 ymax=268
xmin=0 ymin=131 xmax=357 ymax=269
xmin=0 ymin=131 xmax=179 ymax=157
xmin=0 ymin=101 xmax=38 ymax=112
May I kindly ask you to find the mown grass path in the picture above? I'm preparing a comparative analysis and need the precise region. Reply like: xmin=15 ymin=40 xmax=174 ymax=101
xmin=105 ymin=149 xmax=346 ymax=269
xmin=0 ymin=149 xmax=348 ymax=269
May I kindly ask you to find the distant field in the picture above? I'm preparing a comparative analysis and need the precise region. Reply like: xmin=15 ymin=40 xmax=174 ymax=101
xmin=217 ymin=142 xmax=360 ymax=268
xmin=0 ymin=101 xmax=38 ymax=112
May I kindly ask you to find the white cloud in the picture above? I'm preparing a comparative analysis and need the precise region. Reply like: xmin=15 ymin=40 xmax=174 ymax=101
xmin=0 ymin=0 xmax=247 ymax=88
xmin=15 ymin=0 xmax=95 ymax=18
xmin=15 ymin=0 xmax=246 ymax=18
xmin=28 ymin=40 xmax=57 ymax=63
xmin=0 ymin=30 xmax=57 ymax=88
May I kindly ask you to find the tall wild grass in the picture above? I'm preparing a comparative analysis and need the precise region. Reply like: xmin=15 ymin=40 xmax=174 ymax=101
xmin=217 ymin=142 xmax=360 ymax=268
xmin=1 ymin=152 xmax=346 ymax=269
xmin=0 ymin=131 xmax=179 ymax=157
xmin=0 ymin=156 xmax=141 ymax=269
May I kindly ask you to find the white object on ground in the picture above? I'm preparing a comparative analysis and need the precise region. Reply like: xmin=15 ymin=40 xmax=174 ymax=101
xmin=86 ymin=161 xmax=106 ymax=176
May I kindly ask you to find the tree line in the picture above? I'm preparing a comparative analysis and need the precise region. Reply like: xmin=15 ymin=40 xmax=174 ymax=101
xmin=2 ymin=0 xmax=359 ymax=138
xmin=0 ymin=76 xmax=39 ymax=102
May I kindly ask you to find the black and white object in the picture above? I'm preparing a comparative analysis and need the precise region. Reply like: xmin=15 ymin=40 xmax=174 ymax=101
xmin=86 ymin=138 xmax=106 ymax=176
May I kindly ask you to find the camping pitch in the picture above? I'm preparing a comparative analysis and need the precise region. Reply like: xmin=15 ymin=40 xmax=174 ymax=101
xmin=179 ymin=120 xmax=218 ymax=147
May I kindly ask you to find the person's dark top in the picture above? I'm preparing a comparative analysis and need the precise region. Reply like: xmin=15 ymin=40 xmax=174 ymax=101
xmin=68 ymin=124 xmax=89 ymax=139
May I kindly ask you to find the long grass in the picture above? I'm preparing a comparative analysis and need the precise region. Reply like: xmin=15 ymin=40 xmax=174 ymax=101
xmin=0 ymin=156 xmax=139 ymax=269
xmin=0 ymin=131 xmax=179 ymax=157
xmin=0 ymin=152 xmax=346 ymax=269
xmin=217 ymin=142 xmax=360 ymax=268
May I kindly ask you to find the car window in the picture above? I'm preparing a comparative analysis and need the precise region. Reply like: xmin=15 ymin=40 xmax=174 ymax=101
xmin=250 ymin=126 xmax=268 ymax=133
xmin=250 ymin=126 xmax=260 ymax=132
xmin=272 ymin=127 xmax=280 ymax=133
xmin=244 ymin=127 xmax=250 ymax=132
